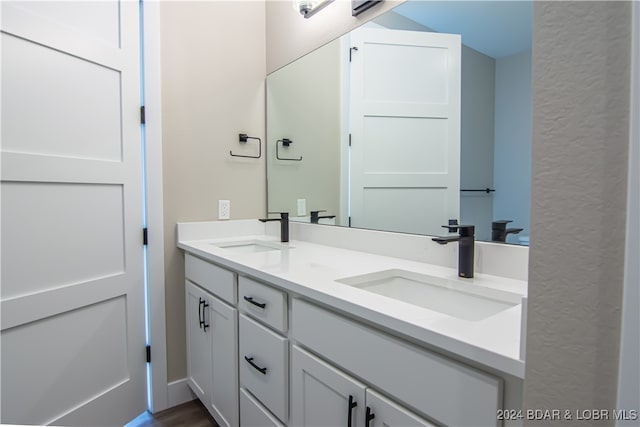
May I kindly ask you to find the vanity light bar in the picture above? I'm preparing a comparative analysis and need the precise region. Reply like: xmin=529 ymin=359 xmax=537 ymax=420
xmin=351 ymin=0 xmax=383 ymax=17
xmin=294 ymin=0 xmax=334 ymax=19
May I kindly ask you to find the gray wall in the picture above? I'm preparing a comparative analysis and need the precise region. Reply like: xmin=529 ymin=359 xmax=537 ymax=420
xmin=459 ymin=46 xmax=496 ymax=241
xmin=493 ymin=49 xmax=532 ymax=244
xmin=524 ymin=1 xmax=631 ymax=419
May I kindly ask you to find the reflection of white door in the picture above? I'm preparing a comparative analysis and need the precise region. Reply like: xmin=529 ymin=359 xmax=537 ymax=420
xmin=349 ymin=28 xmax=461 ymax=236
xmin=1 ymin=1 xmax=146 ymax=425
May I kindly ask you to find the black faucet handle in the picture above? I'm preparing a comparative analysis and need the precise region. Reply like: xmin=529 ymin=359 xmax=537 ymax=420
xmin=442 ymin=219 xmax=459 ymax=232
xmin=265 ymin=211 xmax=289 ymax=217
xmin=441 ymin=224 xmax=475 ymax=236
xmin=259 ymin=212 xmax=289 ymax=222
xmin=310 ymin=210 xmax=326 ymax=215
xmin=492 ymin=220 xmax=513 ymax=231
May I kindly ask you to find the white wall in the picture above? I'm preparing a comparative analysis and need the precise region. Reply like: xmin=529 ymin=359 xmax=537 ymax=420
xmin=493 ymin=50 xmax=532 ymax=244
xmin=160 ymin=1 xmax=266 ymax=382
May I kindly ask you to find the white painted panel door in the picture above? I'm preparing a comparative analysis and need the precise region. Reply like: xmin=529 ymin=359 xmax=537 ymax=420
xmin=291 ymin=345 xmax=366 ymax=427
xmin=349 ymin=28 xmax=461 ymax=236
xmin=365 ymin=389 xmax=437 ymax=427
xmin=0 ymin=1 xmax=146 ymax=425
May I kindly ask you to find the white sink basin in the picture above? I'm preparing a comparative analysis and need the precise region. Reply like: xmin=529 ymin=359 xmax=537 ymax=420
xmin=336 ymin=269 xmax=522 ymax=321
xmin=211 ymin=240 xmax=291 ymax=254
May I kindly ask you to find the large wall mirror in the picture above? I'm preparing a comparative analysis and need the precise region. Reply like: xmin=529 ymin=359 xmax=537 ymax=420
xmin=266 ymin=0 xmax=532 ymax=245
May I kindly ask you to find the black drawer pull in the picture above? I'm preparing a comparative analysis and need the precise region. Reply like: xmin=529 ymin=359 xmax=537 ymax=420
xmin=244 ymin=356 xmax=267 ymax=374
xmin=202 ymin=301 xmax=209 ymax=331
xmin=243 ymin=296 xmax=266 ymax=309
xmin=198 ymin=298 xmax=205 ymax=328
xmin=347 ymin=395 xmax=357 ymax=427
xmin=365 ymin=406 xmax=375 ymax=427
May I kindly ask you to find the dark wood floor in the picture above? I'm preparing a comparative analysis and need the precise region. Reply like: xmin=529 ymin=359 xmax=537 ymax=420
xmin=127 ymin=400 xmax=218 ymax=427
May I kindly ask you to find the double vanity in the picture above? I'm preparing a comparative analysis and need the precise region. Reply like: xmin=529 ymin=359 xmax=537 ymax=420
xmin=178 ymin=220 xmax=528 ymax=427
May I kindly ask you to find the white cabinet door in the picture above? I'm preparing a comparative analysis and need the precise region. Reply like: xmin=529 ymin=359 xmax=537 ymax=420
xmin=240 ymin=388 xmax=285 ymax=427
xmin=291 ymin=345 xmax=366 ymax=427
xmin=186 ymin=281 xmax=212 ymax=404
xmin=209 ymin=296 xmax=239 ymax=427
xmin=365 ymin=389 xmax=436 ymax=427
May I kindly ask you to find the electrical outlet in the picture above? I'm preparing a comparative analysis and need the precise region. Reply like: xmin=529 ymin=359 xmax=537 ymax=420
xmin=218 ymin=200 xmax=230 ymax=220
xmin=297 ymin=199 xmax=306 ymax=216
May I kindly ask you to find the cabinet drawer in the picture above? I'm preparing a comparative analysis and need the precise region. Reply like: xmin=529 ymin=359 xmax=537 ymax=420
xmin=239 ymin=314 xmax=288 ymax=423
xmin=185 ymin=254 xmax=236 ymax=304
xmin=238 ymin=276 xmax=287 ymax=333
xmin=291 ymin=299 xmax=502 ymax=427
xmin=240 ymin=388 xmax=285 ymax=427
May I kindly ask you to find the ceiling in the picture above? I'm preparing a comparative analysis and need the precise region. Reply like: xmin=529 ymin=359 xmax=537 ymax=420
xmin=392 ymin=0 xmax=532 ymax=59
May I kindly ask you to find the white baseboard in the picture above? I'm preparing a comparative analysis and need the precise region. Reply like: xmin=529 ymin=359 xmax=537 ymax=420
xmin=167 ymin=378 xmax=195 ymax=408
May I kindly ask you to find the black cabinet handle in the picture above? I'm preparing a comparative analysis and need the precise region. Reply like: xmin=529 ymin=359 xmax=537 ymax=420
xmin=365 ymin=406 xmax=375 ymax=427
xmin=202 ymin=301 xmax=209 ymax=331
xmin=243 ymin=296 xmax=267 ymax=309
xmin=347 ymin=395 xmax=357 ymax=427
xmin=244 ymin=356 xmax=267 ymax=374
xmin=198 ymin=298 xmax=204 ymax=329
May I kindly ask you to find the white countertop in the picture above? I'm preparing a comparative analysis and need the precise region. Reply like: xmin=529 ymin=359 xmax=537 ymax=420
xmin=178 ymin=226 xmax=527 ymax=379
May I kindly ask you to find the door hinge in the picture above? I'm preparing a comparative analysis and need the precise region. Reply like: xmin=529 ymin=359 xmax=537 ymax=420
xmin=349 ymin=134 xmax=352 ymax=147
xmin=350 ymin=46 xmax=358 ymax=62
xmin=143 ymin=227 xmax=148 ymax=246
xmin=146 ymin=345 xmax=151 ymax=363
xmin=348 ymin=216 xmax=352 ymax=227
xmin=140 ymin=106 xmax=146 ymax=125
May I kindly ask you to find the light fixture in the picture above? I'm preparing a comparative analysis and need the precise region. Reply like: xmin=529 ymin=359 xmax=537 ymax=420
xmin=351 ymin=0 xmax=383 ymax=17
xmin=293 ymin=0 xmax=334 ymax=18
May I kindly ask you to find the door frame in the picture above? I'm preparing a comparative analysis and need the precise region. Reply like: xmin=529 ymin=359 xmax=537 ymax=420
xmin=616 ymin=0 xmax=640 ymax=421
xmin=141 ymin=0 xmax=169 ymax=413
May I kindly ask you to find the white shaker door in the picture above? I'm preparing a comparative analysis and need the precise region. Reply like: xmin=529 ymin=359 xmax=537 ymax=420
xmin=350 ymin=27 xmax=461 ymax=236
xmin=1 ymin=1 xmax=146 ymax=425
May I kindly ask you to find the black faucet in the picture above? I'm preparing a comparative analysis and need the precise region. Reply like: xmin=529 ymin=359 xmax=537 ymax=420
xmin=310 ymin=210 xmax=336 ymax=224
xmin=491 ymin=220 xmax=523 ymax=243
xmin=259 ymin=212 xmax=289 ymax=242
xmin=432 ymin=225 xmax=475 ymax=278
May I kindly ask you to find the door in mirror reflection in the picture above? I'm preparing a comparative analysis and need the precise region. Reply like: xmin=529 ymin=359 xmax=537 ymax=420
xmin=350 ymin=28 xmax=461 ymax=236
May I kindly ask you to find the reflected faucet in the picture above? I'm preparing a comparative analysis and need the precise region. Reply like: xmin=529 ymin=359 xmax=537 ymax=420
xmin=491 ymin=220 xmax=523 ymax=243
xmin=259 ymin=212 xmax=289 ymax=242
xmin=310 ymin=210 xmax=336 ymax=224
xmin=432 ymin=225 xmax=475 ymax=278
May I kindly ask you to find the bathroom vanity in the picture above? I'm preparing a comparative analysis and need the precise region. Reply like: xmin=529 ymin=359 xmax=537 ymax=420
xmin=178 ymin=220 xmax=527 ymax=427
